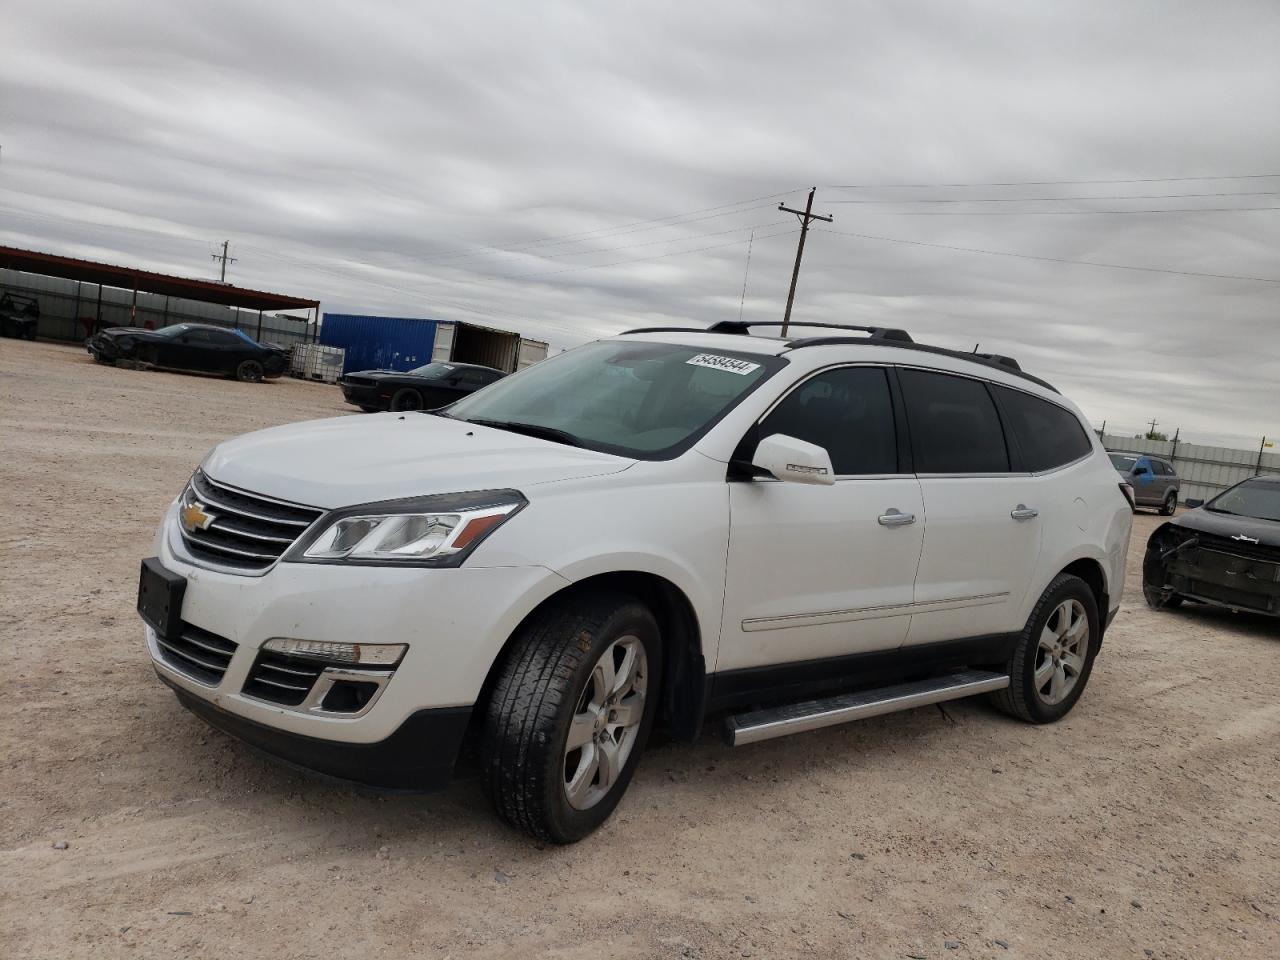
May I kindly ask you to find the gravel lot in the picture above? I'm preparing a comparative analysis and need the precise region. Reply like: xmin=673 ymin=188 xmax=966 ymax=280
xmin=2 ymin=338 xmax=1277 ymax=960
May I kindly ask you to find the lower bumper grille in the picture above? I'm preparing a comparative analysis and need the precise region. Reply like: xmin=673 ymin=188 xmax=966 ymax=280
xmin=243 ymin=650 xmax=326 ymax=706
xmin=155 ymin=623 xmax=237 ymax=685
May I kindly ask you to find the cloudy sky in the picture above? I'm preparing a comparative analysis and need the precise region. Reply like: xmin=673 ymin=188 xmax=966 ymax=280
xmin=2 ymin=1 xmax=1277 ymax=442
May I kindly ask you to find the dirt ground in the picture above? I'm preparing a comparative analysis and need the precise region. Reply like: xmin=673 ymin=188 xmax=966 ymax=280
xmin=1 ymin=338 xmax=1277 ymax=960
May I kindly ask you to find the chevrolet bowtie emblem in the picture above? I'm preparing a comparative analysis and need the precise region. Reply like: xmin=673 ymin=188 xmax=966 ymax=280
xmin=181 ymin=501 xmax=216 ymax=532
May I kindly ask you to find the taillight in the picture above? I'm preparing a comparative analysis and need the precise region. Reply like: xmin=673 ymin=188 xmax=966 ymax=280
xmin=1119 ymin=481 xmax=1136 ymax=509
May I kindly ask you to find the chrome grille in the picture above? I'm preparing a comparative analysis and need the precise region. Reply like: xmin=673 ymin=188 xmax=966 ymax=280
xmin=179 ymin=470 xmax=323 ymax=573
xmin=155 ymin=623 xmax=237 ymax=686
xmin=243 ymin=650 xmax=326 ymax=706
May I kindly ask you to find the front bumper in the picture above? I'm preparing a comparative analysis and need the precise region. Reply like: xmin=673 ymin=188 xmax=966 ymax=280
xmin=146 ymin=501 xmax=569 ymax=751
xmin=160 ymin=671 xmax=471 ymax=791
xmin=340 ymin=382 xmax=387 ymax=409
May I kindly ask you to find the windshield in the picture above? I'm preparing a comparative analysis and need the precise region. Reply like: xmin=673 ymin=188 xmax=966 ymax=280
xmin=151 ymin=323 xmax=192 ymax=338
xmin=407 ymin=362 xmax=457 ymax=379
xmin=446 ymin=340 xmax=783 ymax=458
xmin=1109 ymin=454 xmax=1139 ymax=471
xmin=1206 ymin=478 xmax=1280 ymax=522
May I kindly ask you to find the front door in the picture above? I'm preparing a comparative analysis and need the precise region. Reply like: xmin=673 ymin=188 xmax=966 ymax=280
xmin=718 ymin=366 xmax=925 ymax=673
xmin=895 ymin=368 xmax=1042 ymax=645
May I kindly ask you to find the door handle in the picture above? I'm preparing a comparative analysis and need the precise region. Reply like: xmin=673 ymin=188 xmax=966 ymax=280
xmin=1010 ymin=504 xmax=1039 ymax=521
xmin=878 ymin=508 xmax=916 ymax=527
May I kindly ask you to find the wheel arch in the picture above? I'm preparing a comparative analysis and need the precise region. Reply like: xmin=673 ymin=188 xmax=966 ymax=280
xmin=474 ymin=570 xmax=707 ymax=743
xmin=1058 ymin=556 xmax=1110 ymax=646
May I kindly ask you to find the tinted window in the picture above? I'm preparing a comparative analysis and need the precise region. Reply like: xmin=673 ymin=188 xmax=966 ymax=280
xmin=899 ymin=369 xmax=1009 ymax=474
xmin=207 ymin=331 xmax=242 ymax=346
xmin=994 ymin=386 xmax=1093 ymax=472
xmin=758 ymin=367 xmax=897 ymax=475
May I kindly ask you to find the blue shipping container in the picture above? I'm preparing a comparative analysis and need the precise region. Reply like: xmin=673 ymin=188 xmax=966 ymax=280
xmin=319 ymin=314 xmax=439 ymax=374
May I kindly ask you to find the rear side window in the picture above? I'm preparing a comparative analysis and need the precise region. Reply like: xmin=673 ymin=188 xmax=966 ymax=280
xmin=993 ymin=386 xmax=1093 ymax=472
xmin=759 ymin=367 xmax=898 ymax=475
xmin=898 ymin=369 xmax=1009 ymax=474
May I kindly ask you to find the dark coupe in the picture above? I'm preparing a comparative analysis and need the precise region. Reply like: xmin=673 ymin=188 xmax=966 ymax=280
xmin=1144 ymin=475 xmax=1280 ymax=617
xmin=86 ymin=323 xmax=287 ymax=382
xmin=340 ymin=361 xmax=505 ymax=412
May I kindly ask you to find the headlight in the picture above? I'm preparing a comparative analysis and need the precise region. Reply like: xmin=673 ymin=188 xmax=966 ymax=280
xmin=287 ymin=489 xmax=526 ymax=567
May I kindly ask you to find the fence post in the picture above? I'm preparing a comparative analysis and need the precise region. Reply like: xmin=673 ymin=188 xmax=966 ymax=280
xmin=1259 ymin=437 xmax=1268 ymax=476
xmin=1169 ymin=428 xmax=1180 ymax=466
xmin=256 ymin=309 xmax=263 ymax=342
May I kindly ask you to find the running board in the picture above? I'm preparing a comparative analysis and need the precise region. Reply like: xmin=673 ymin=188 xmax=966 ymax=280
xmin=725 ymin=670 xmax=1010 ymax=746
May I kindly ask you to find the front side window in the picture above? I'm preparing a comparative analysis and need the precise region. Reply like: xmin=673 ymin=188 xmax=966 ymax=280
xmin=758 ymin=367 xmax=897 ymax=475
xmin=899 ymin=369 xmax=1009 ymax=474
xmin=993 ymin=385 xmax=1093 ymax=472
xmin=446 ymin=340 xmax=784 ymax=458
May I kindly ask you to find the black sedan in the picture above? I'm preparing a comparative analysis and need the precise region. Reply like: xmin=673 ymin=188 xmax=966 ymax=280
xmin=340 ymin=361 xmax=505 ymax=412
xmin=85 ymin=323 xmax=287 ymax=382
xmin=1143 ymin=475 xmax=1280 ymax=617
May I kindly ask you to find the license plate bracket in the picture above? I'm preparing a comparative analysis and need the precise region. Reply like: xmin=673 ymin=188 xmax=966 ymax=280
xmin=137 ymin=557 xmax=186 ymax=639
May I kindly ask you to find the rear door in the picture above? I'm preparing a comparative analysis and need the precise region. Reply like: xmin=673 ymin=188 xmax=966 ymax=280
xmin=719 ymin=365 xmax=925 ymax=672
xmin=897 ymin=368 xmax=1042 ymax=646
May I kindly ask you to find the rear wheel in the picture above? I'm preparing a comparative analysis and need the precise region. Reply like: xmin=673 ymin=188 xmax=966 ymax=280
xmin=481 ymin=593 xmax=662 ymax=844
xmin=1159 ymin=492 xmax=1177 ymax=516
xmin=990 ymin=573 xmax=1099 ymax=723
xmin=390 ymin=388 xmax=423 ymax=412
xmin=235 ymin=359 xmax=264 ymax=382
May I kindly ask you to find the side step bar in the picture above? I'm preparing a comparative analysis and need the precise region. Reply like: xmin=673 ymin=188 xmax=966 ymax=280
xmin=725 ymin=670 xmax=1010 ymax=746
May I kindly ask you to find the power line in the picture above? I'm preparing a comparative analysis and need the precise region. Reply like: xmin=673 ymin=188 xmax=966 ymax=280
xmin=823 ymin=191 xmax=1280 ymax=204
xmin=823 ymin=173 xmax=1280 ymax=189
xmin=848 ymin=206 xmax=1280 ymax=216
xmin=814 ymin=226 xmax=1280 ymax=284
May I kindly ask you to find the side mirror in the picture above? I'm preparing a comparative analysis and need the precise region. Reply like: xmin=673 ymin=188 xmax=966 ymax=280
xmin=751 ymin=434 xmax=835 ymax=485
xmin=1185 ymin=498 xmax=1204 ymax=509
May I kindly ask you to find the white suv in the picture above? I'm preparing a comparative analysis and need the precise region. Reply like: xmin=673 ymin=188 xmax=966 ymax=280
xmin=138 ymin=321 xmax=1133 ymax=843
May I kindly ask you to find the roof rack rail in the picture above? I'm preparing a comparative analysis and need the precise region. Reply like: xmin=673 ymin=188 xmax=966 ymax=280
xmin=706 ymin=320 xmax=913 ymax=342
xmin=617 ymin=322 xmax=1052 ymax=392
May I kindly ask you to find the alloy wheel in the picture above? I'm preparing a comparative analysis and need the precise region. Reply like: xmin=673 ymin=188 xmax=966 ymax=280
xmin=1034 ymin=599 xmax=1088 ymax=705
xmin=563 ymin=635 xmax=648 ymax=811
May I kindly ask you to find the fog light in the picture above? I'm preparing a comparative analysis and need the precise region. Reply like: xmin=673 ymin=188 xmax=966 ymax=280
xmin=262 ymin=638 xmax=406 ymax=666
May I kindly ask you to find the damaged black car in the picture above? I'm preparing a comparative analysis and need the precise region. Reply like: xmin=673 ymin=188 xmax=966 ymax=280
xmin=1143 ymin=476 xmax=1280 ymax=617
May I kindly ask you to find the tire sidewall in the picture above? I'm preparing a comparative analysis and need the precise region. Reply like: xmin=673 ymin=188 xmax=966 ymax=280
xmin=540 ymin=603 xmax=663 ymax=843
xmin=1016 ymin=577 xmax=1100 ymax=723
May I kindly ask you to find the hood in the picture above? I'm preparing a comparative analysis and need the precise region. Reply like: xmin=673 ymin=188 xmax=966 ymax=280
xmin=345 ymin=370 xmax=412 ymax=380
xmin=1171 ymin=508 xmax=1280 ymax=550
xmin=201 ymin=413 xmax=633 ymax=509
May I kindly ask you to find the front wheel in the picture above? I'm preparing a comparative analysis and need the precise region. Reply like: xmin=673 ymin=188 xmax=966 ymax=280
xmin=481 ymin=593 xmax=663 ymax=844
xmin=990 ymin=573 xmax=1099 ymax=723
xmin=390 ymin=388 xmax=423 ymax=412
xmin=235 ymin=359 xmax=264 ymax=382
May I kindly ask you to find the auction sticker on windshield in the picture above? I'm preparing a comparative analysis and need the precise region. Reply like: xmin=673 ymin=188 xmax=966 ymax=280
xmin=686 ymin=354 xmax=761 ymax=375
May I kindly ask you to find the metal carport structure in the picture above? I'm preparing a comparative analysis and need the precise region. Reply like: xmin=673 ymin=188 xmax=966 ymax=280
xmin=0 ymin=245 xmax=319 ymax=343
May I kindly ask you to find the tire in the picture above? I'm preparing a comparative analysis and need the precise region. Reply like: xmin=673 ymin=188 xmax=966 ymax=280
xmin=1159 ymin=492 xmax=1177 ymax=516
xmin=390 ymin=388 xmax=423 ymax=412
xmin=989 ymin=573 xmax=1099 ymax=724
xmin=480 ymin=592 xmax=663 ymax=844
xmin=235 ymin=359 xmax=264 ymax=383
xmin=1143 ymin=587 xmax=1183 ymax=610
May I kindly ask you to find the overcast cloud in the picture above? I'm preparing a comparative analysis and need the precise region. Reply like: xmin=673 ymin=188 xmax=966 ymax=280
xmin=2 ymin=0 xmax=1277 ymax=442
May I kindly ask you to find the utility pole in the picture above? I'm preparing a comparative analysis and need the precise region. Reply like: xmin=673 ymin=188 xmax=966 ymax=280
xmin=778 ymin=187 xmax=833 ymax=336
xmin=1147 ymin=417 xmax=1159 ymax=438
xmin=212 ymin=240 xmax=237 ymax=282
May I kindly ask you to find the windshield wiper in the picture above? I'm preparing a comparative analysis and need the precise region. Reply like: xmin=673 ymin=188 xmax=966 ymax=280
xmin=462 ymin=417 xmax=584 ymax=448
